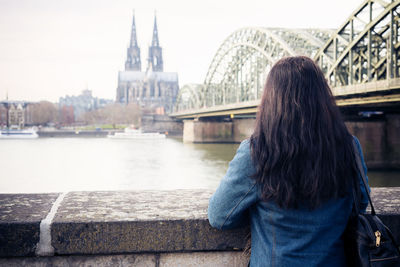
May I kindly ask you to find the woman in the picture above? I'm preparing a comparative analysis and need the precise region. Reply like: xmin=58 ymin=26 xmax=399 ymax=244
xmin=208 ymin=56 xmax=369 ymax=267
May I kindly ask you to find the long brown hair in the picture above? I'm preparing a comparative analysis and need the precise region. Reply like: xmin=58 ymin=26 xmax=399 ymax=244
xmin=250 ymin=56 xmax=355 ymax=209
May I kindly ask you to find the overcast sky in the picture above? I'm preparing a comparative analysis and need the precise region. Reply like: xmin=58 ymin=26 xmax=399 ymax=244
xmin=0 ymin=0 xmax=364 ymax=102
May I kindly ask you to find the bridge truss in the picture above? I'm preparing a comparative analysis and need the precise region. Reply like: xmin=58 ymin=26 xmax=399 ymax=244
xmin=173 ymin=0 xmax=400 ymax=116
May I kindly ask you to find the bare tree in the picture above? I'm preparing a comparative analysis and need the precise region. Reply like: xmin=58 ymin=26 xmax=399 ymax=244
xmin=30 ymin=101 xmax=58 ymax=125
xmin=80 ymin=103 xmax=141 ymax=127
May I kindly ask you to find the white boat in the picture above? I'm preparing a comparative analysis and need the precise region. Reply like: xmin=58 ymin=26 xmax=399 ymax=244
xmin=0 ymin=128 xmax=39 ymax=139
xmin=107 ymin=128 xmax=166 ymax=139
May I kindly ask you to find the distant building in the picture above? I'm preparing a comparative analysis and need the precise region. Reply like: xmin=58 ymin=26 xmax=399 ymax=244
xmin=116 ymin=13 xmax=179 ymax=114
xmin=59 ymin=89 xmax=113 ymax=122
xmin=8 ymin=103 xmax=25 ymax=127
xmin=0 ymin=101 xmax=31 ymax=128
xmin=0 ymin=105 xmax=7 ymax=127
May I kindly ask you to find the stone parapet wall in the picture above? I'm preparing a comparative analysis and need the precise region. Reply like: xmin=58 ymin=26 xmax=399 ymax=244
xmin=0 ymin=189 xmax=399 ymax=266
xmin=1 ymin=252 xmax=247 ymax=267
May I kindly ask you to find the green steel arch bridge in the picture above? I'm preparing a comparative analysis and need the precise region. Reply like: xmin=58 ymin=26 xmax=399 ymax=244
xmin=171 ymin=0 xmax=400 ymax=119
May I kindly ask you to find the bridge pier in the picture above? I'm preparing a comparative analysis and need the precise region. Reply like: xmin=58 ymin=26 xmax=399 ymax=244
xmin=141 ymin=114 xmax=183 ymax=136
xmin=183 ymin=119 xmax=233 ymax=143
xmin=183 ymin=118 xmax=255 ymax=143
xmin=182 ymin=115 xmax=399 ymax=169
xmin=345 ymin=114 xmax=400 ymax=169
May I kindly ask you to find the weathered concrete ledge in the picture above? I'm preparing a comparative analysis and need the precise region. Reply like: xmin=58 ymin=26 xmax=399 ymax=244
xmin=0 ymin=189 xmax=399 ymax=266
xmin=0 ymin=252 xmax=247 ymax=267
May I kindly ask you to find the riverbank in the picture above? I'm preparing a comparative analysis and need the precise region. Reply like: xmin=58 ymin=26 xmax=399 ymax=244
xmin=37 ymin=129 xmax=182 ymax=138
xmin=37 ymin=130 xmax=121 ymax=138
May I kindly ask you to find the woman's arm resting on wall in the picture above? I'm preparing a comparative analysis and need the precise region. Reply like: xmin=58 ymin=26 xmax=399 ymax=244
xmin=208 ymin=140 xmax=259 ymax=230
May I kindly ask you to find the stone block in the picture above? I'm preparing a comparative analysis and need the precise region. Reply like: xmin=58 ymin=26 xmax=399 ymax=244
xmin=51 ymin=190 xmax=247 ymax=255
xmin=0 ymin=193 xmax=60 ymax=257
xmin=371 ymin=188 xmax=400 ymax=244
xmin=160 ymin=251 xmax=249 ymax=267
xmin=0 ymin=254 xmax=155 ymax=267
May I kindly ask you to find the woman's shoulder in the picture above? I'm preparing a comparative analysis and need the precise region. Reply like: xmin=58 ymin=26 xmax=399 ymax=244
xmin=238 ymin=138 xmax=251 ymax=151
xmin=231 ymin=138 xmax=254 ymax=171
xmin=235 ymin=139 xmax=252 ymax=160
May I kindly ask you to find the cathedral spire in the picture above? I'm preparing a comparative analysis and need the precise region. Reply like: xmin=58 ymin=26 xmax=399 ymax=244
xmin=148 ymin=12 xmax=163 ymax=72
xmin=125 ymin=10 xmax=141 ymax=71
xmin=130 ymin=10 xmax=138 ymax=47
xmin=151 ymin=14 xmax=160 ymax=47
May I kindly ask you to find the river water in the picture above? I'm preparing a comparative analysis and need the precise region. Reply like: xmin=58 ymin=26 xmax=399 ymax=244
xmin=0 ymin=137 xmax=399 ymax=193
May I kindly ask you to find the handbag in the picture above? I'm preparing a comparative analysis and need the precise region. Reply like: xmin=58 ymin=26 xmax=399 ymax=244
xmin=343 ymin=141 xmax=400 ymax=266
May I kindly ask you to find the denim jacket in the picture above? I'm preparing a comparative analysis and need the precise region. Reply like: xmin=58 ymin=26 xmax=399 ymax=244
xmin=208 ymin=137 xmax=369 ymax=267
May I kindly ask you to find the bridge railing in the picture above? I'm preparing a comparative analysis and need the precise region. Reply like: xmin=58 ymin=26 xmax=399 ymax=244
xmin=173 ymin=0 xmax=400 ymax=114
xmin=332 ymin=77 xmax=400 ymax=96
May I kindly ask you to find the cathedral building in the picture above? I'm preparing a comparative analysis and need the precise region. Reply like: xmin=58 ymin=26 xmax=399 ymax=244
xmin=116 ymin=14 xmax=179 ymax=114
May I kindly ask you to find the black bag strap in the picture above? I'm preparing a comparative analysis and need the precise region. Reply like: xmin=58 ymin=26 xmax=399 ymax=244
xmin=352 ymin=140 xmax=376 ymax=216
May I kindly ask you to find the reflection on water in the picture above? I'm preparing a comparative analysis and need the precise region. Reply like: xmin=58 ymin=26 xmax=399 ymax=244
xmin=0 ymin=138 xmax=237 ymax=193
xmin=0 ymin=137 xmax=398 ymax=193
xmin=185 ymin=142 xmax=240 ymax=163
